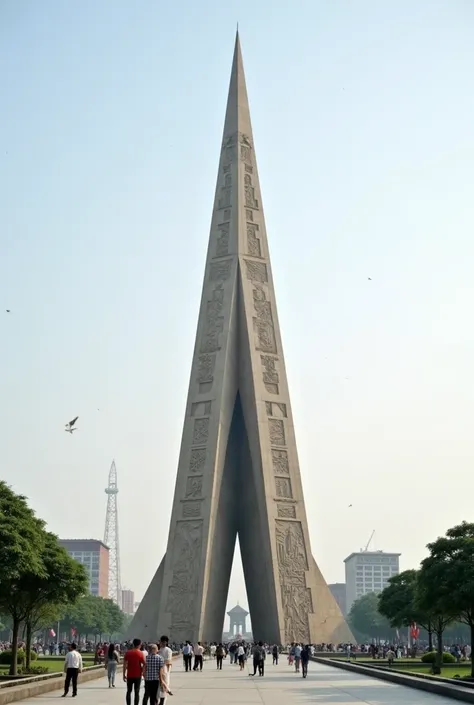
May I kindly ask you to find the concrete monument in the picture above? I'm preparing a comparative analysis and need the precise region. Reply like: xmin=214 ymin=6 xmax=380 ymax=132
xmin=129 ymin=32 xmax=353 ymax=645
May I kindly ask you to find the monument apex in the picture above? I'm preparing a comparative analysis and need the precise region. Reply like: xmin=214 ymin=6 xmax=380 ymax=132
xmin=128 ymin=32 xmax=353 ymax=645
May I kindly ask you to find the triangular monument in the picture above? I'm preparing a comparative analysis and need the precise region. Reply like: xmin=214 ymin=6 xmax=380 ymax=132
xmin=130 ymin=32 xmax=353 ymax=645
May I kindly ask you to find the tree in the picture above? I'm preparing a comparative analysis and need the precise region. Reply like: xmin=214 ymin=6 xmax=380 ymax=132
xmin=0 ymin=482 xmax=46 ymax=674
xmin=348 ymin=593 xmax=393 ymax=640
xmin=378 ymin=570 xmax=434 ymax=651
xmin=420 ymin=521 xmax=474 ymax=676
xmin=62 ymin=595 xmax=125 ymax=641
xmin=20 ymin=533 xmax=88 ymax=667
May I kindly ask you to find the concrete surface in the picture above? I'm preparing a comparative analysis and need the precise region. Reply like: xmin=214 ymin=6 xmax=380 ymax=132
xmin=7 ymin=657 xmax=465 ymax=705
xmin=0 ymin=667 xmax=104 ymax=705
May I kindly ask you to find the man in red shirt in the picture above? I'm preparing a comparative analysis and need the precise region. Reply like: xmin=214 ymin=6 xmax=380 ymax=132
xmin=123 ymin=639 xmax=146 ymax=705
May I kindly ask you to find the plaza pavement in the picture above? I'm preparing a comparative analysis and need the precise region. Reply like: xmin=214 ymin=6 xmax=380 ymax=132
xmin=12 ymin=657 xmax=461 ymax=705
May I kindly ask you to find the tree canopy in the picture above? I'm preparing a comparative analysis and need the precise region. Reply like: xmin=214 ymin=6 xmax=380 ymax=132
xmin=348 ymin=592 xmax=393 ymax=640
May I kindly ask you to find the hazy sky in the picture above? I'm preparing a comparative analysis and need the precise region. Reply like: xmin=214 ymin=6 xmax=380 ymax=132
xmin=2 ymin=1 xmax=474 ymax=629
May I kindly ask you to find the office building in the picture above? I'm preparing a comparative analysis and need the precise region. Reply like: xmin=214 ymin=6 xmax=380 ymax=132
xmin=344 ymin=551 xmax=400 ymax=612
xmin=121 ymin=589 xmax=135 ymax=615
xmin=328 ymin=583 xmax=347 ymax=616
xmin=60 ymin=539 xmax=109 ymax=598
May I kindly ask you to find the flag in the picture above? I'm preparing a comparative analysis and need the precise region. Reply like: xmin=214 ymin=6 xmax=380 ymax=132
xmin=49 ymin=629 xmax=56 ymax=638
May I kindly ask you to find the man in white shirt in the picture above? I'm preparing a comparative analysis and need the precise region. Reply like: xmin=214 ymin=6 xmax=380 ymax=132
xmin=193 ymin=642 xmax=204 ymax=671
xmin=182 ymin=642 xmax=193 ymax=672
xmin=158 ymin=636 xmax=172 ymax=703
xmin=62 ymin=643 xmax=83 ymax=697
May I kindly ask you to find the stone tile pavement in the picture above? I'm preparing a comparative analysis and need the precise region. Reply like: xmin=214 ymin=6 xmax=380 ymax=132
xmin=13 ymin=658 xmax=459 ymax=705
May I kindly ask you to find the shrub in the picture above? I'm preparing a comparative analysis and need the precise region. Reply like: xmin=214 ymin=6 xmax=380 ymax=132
xmin=0 ymin=649 xmax=38 ymax=665
xmin=421 ymin=651 xmax=456 ymax=664
xmin=20 ymin=665 xmax=49 ymax=675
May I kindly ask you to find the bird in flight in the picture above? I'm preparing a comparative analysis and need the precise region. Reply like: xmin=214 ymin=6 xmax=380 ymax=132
xmin=368 ymin=277 xmax=372 ymax=281
xmin=65 ymin=416 xmax=79 ymax=434
xmin=6 ymin=310 xmax=10 ymax=313
xmin=348 ymin=504 xmax=353 ymax=508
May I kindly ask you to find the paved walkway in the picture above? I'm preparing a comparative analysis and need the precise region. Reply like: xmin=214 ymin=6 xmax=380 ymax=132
xmin=16 ymin=658 xmax=460 ymax=705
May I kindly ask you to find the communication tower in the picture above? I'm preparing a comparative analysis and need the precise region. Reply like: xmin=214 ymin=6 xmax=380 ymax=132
xmin=104 ymin=460 xmax=122 ymax=607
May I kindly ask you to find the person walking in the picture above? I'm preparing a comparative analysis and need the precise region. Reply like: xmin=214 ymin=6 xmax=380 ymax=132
xmin=216 ymin=643 xmax=225 ymax=670
xmin=123 ymin=638 xmax=146 ymax=705
xmin=237 ymin=644 xmax=245 ymax=670
xmin=294 ymin=643 xmax=302 ymax=673
xmin=272 ymin=644 xmax=279 ymax=665
xmin=249 ymin=642 xmax=265 ymax=677
xmin=105 ymin=643 xmax=120 ymax=687
xmin=142 ymin=644 xmax=168 ymax=705
xmin=193 ymin=642 xmax=204 ymax=671
xmin=62 ymin=643 xmax=83 ymax=697
xmin=182 ymin=642 xmax=193 ymax=672
xmin=301 ymin=645 xmax=310 ymax=678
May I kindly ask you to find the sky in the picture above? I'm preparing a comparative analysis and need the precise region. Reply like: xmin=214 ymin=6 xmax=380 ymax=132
xmin=1 ymin=1 xmax=474 ymax=630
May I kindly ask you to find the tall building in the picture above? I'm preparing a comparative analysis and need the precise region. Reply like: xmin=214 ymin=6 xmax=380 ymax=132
xmin=328 ymin=583 xmax=347 ymax=616
xmin=128 ymin=32 xmax=353 ymax=646
xmin=344 ymin=551 xmax=400 ymax=612
xmin=60 ymin=539 xmax=109 ymax=598
xmin=121 ymin=589 xmax=135 ymax=615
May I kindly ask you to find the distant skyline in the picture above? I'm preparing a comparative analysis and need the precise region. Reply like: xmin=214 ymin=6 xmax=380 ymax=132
xmin=2 ymin=0 xmax=474 ymax=622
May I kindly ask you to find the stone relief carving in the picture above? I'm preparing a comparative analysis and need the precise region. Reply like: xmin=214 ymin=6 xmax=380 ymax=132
xmin=275 ymin=477 xmax=292 ymax=498
xmin=190 ymin=448 xmax=206 ymax=473
xmin=277 ymin=504 xmax=296 ymax=518
xmin=223 ymin=208 xmax=231 ymax=221
xmin=246 ymin=209 xmax=254 ymax=222
xmin=197 ymin=354 xmax=216 ymax=385
xmin=166 ymin=520 xmax=203 ymax=640
xmin=185 ymin=475 xmax=203 ymax=498
xmin=253 ymin=287 xmax=277 ymax=354
xmin=269 ymin=419 xmax=285 ymax=446
xmin=215 ymin=223 xmax=230 ymax=258
xmin=275 ymin=520 xmax=313 ymax=643
xmin=261 ymin=355 xmax=279 ymax=394
xmin=209 ymin=260 xmax=232 ymax=282
xmin=200 ymin=285 xmax=224 ymax=353
xmin=191 ymin=401 xmax=212 ymax=417
xmin=247 ymin=224 xmax=262 ymax=258
xmin=265 ymin=402 xmax=287 ymax=419
xmin=182 ymin=501 xmax=202 ymax=518
xmin=272 ymin=449 xmax=289 ymax=475
xmin=192 ymin=418 xmax=210 ymax=445
xmin=245 ymin=164 xmax=253 ymax=173
xmin=245 ymin=260 xmax=267 ymax=283
xmin=244 ymin=173 xmax=258 ymax=209
xmin=240 ymin=133 xmax=252 ymax=164
xmin=218 ymin=188 xmax=231 ymax=209
xmin=222 ymin=134 xmax=236 ymax=165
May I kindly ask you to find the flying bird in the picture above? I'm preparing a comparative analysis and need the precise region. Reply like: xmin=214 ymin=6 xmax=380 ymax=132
xmin=348 ymin=504 xmax=353 ymax=508
xmin=65 ymin=416 xmax=79 ymax=434
xmin=6 ymin=310 xmax=10 ymax=313
xmin=368 ymin=277 xmax=372 ymax=281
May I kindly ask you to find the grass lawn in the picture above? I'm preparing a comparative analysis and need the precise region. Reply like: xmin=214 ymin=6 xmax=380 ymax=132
xmin=395 ymin=663 xmax=473 ymax=679
xmin=0 ymin=656 xmax=96 ymax=675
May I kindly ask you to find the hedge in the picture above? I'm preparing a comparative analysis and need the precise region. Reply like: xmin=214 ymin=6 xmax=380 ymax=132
xmin=0 ymin=649 xmax=38 ymax=665
xmin=421 ymin=651 xmax=456 ymax=664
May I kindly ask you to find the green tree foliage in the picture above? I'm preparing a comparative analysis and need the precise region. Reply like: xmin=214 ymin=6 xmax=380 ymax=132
xmin=420 ymin=521 xmax=474 ymax=676
xmin=0 ymin=483 xmax=88 ymax=674
xmin=61 ymin=595 xmax=124 ymax=640
xmin=0 ymin=482 xmax=46 ymax=674
xmin=348 ymin=592 xmax=393 ymax=640
xmin=378 ymin=570 xmax=434 ymax=650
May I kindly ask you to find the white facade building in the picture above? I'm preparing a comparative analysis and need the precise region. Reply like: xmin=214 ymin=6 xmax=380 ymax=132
xmin=344 ymin=550 xmax=400 ymax=613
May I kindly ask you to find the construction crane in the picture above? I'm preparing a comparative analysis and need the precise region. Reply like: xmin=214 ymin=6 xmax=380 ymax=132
xmin=361 ymin=529 xmax=375 ymax=552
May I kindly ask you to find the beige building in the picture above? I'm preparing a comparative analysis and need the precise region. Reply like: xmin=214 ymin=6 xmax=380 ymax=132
xmin=60 ymin=539 xmax=109 ymax=598
xmin=121 ymin=589 xmax=135 ymax=615
xmin=344 ymin=551 xmax=400 ymax=612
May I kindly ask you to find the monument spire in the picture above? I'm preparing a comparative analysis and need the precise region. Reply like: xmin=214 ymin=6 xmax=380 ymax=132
xmin=129 ymin=34 xmax=353 ymax=645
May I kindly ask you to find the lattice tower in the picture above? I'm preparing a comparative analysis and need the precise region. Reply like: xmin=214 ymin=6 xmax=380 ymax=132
xmin=104 ymin=460 xmax=122 ymax=607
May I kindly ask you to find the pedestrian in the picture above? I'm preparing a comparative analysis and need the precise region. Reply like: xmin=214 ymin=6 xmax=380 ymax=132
xmin=216 ymin=643 xmax=225 ymax=670
xmin=62 ymin=643 xmax=83 ymax=698
xmin=237 ymin=644 xmax=245 ymax=670
xmin=249 ymin=642 xmax=265 ymax=677
xmin=193 ymin=642 xmax=204 ymax=671
xmin=272 ymin=644 xmax=279 ymax=665
xmin=105 ymin=643 xmax=120 ymax=687
xmin=294 ymin=643 xmax=302 ymax=673
xmin=182 ymin=641 xmax=193 ymax=671
xmin=301 ymin=645 xmax=310 ymax=678
xmin=143 ymin=643 xmax=170 ymax=705
xmin=123 ymin=638 xmax=146 ymax=705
